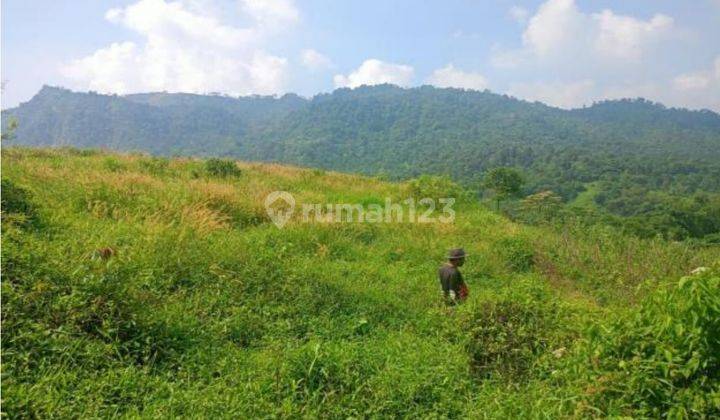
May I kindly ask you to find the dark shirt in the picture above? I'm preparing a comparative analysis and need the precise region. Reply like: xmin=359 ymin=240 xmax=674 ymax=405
xmin=438 ymin=264 xmax=464 ymax=297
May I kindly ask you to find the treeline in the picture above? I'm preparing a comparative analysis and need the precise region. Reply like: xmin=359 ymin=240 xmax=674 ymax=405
xmin=3 ymin=84 xmax=720 ymax=240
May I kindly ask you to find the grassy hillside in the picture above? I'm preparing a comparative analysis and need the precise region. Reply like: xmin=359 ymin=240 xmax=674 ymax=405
xmin=2 ymin=148 xmax=719 ymax=418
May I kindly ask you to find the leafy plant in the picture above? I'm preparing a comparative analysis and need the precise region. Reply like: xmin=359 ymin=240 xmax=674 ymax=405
xmin=408 ymin=175 xmax=461 ymax=200
xmin=497 ymin=237 xmax=534 ymax=272
xmin=205 ymin=158 xmax=242 ymax=178
xmin=576 ymin=269 xmax=720 ymax=418
xmin=139 ymin=157 xmax=169 ymax=176
xmin=1 ymin=178 xmax=39 ymax=227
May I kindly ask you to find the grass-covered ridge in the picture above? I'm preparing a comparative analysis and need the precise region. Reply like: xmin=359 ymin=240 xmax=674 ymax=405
xmin=2 ymin=147 xmax=719 ymax=418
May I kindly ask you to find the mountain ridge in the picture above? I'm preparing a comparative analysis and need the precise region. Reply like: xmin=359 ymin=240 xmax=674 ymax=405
xmin=12 ymin=83 xmax=720 ymax=115
xmin=3 ymin=84 xmax=720 ymax=240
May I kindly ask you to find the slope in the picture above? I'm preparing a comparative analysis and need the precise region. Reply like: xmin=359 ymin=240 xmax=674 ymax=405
xmin=2 ymin=147 xmax=718 ymax=417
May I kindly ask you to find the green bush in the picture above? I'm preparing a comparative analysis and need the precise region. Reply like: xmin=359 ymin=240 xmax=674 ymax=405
xmin=407 ymin=175 xmax=460 ymax=200
xmin=576 ymin=269 xmax=720 ymax=417
xmin=1 ymin=178 xmax=39 ymax=227
xmin=464 ymin=297 xmax=561 ymax=380
xmin=205 ymin=158 xmax=241 ymax=178
xmin=497 ymin=237 xmax=534 ymax=272
xmin=139 ymin=157 xmax=169 ymax=176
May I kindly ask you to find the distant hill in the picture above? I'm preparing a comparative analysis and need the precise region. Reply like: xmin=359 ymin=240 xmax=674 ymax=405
xmin=5 ymin=85 xmax=720 ymax=178
xmin=2 ymin=86 xmax=305 ymax=155
xmin=5 ymin=85 xmax=720 ymax=168
xmin=4 ymin=85 xmax=720 ymax=239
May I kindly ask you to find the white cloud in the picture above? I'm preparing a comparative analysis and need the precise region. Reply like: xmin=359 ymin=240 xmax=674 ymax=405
xmin=61 ymin=0 xmax=298 ymax=96
xmin=667 ymin=56 xmax=720 ymax=110
xmin=673 ymin=57 xmax=720 ymax=91
xmin=509 ymin=6 xmax=529 ymax=24
xmin=504 ymin=56 xmax=720 ymax=111
xmin=593 ymin=10 xmax=673 ymax=60
xmin=674 ymin=73 xmax=710 ymax=90
xmin=508 ymin=79 xmax=595 ymax=108
xmin=426 ymin=64 xmax=488 ymax=91
xmin=521 ymin=0 xmax=588 ymax=58
xmin=516 ymin=0 xmax=673 ymax=62
xmin=300 ymin=49 xmax=333 ymax=71
xmin=489 ymin=0 xmax=720 ymax=110
xmin=333 ymin=59 xmax=414 ymax=88
xmin=240 ymin=0 xmax=299 ymax=28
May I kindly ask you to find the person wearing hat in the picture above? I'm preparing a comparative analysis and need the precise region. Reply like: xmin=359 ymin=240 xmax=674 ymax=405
xmin=439 ymin=248 xmax=469 ymax=305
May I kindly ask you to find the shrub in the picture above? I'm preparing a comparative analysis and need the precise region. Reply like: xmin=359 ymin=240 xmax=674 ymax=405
xmin=205 ymin=158 xmax=241 ymax=178
xmin=1 ymin=178 xmax=39 ymax=227
xmin=464 ymin=298 xmax=560 ymax=380
xmin=407 ymin=175 xmax=460 ymax=201
xmin=139 ymin=157 xmax=169 ymax=176
xmin=497 ymin=237 xmax=534 ymax=272
xmin=577 ymin=269 xmax=720 ymax=417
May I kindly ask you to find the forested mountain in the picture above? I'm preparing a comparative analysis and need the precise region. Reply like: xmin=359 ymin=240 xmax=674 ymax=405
xmin=4 ymin=84 xmax=720 ymax=239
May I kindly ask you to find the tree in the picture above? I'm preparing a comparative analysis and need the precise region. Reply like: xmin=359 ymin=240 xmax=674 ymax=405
xmin=484 ymin=167 xmax=524 ymax=211
xmin=520 ymin=190 xmax=563 ymax=223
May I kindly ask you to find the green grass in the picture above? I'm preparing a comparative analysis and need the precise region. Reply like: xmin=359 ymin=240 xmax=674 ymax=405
xmin=569 ymin=181 xmax=600 ymax=209
xmin=2 ymin=147 xmax=719 ymax=418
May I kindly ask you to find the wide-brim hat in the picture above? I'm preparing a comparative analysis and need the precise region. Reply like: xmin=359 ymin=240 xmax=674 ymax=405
xmin=448 ymin=248 xmax=467 ymax=259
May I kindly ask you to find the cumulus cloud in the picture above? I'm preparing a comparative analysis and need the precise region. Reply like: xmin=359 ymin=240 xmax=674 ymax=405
xmin=333 ymin=59 xmax=414 ymax=88
xmin=426 ymin=64 xmax=488 ymax=91
xmin=61 ymin=0 xmax=298 ymax=95
xmin=502 ymin=56 xmax=720 ymax=111
xmin=674 ymin=57 xmax=720 ymax=91
xmin=514 ymin=0 xmax=673 ymax=64
xmin=668 ymin=56 xmax=720 ymax=110
xmin=593 ymin=10 xmax=673 ymax=60
xmin=300 ymin=49 xmax=333 ymax=71
xmin=508 ymin=79 xmax=595 ymax=108
xmin=489 ymin=0 xmax=720 ymax=110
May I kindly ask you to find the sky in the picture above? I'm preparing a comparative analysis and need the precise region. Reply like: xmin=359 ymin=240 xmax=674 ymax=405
xmin=2 ymin=0 xmax=720 ymax=111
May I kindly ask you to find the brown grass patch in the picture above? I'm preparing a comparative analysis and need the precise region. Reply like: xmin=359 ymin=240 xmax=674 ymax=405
xmin=178 ymin=202 xmax=231 ymax=235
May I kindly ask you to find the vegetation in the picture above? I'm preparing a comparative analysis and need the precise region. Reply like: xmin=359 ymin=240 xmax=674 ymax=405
xmin=204 ymin=158 xmax=242 ymax=178
xmin=3 ymin=85 xmax=720 ymax=240
xmin=483 ymin=167 xmax=524 ymax=211
xmin=2 ymin=147 xmax=718 ymax=417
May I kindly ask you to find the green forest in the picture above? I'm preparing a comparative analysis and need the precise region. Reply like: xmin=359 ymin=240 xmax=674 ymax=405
xmin=4 ymin=85 xmax=720 ymax=241
xmin=2 ymin=148 xmax=718 ymax=417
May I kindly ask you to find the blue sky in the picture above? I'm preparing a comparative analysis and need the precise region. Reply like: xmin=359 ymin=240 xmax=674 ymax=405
xmin=3 ymin=0 xmax=720 ymax=110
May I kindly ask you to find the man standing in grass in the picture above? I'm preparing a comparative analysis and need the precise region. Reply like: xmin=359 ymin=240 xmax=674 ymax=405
xmin=439 ymin=248 xmax=469 ymax=305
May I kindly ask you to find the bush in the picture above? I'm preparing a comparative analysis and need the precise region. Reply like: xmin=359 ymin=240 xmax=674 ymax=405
xmin=1 ymin=178 xmax=39 ymax=227
xmin=577 ymin=269 xmax=720 ymax=417
xmin=407 ymin=175 xmax=460 ymax=201
xmin=205 ymin=158 xmax=241 ymax=178
xmin=497 ymin=237 xmax=534 ymax=272
xmin=139 ymin=157 xmax=169 ymax=176
xmin=464 ymin=298 xmax=560 ymax=380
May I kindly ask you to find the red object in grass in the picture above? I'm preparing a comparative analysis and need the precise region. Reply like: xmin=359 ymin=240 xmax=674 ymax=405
xmin=459 ymin=284 xmax=469 ymax=299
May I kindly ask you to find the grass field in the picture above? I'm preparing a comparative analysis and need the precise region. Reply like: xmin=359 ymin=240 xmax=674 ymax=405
xmin=2 ymin=147 xmax=719 ymax=418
